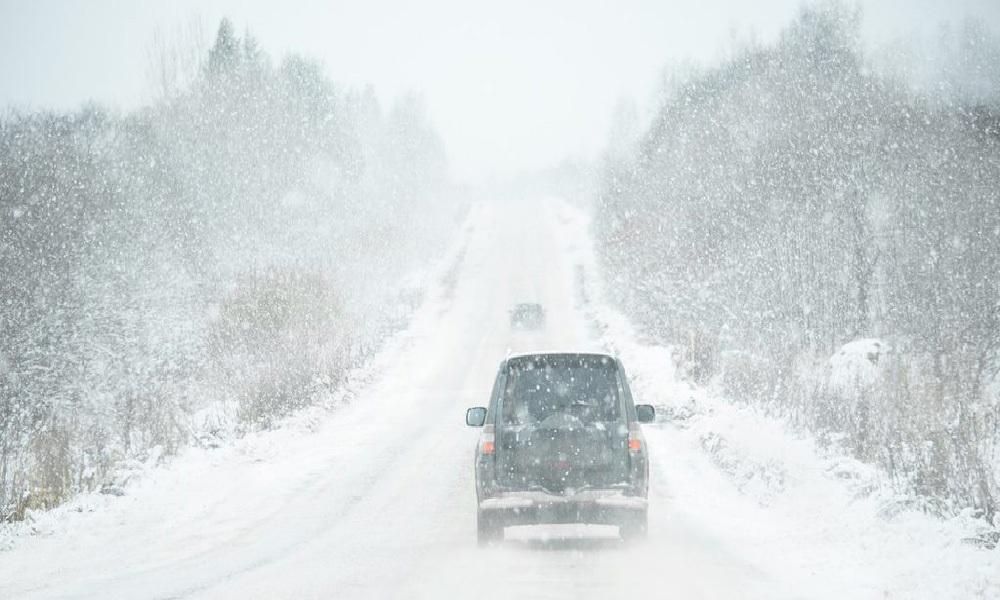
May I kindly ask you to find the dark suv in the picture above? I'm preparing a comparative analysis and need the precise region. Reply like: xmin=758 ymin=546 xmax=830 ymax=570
xmin=509 ymin=303 xmax=546 ymax=330
xmin=465 ymin=352 xmax=655 ymax=545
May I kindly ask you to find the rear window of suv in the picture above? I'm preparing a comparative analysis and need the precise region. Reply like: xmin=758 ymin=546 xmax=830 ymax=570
xmin=501 ymin=355 xmax=620 ymax=425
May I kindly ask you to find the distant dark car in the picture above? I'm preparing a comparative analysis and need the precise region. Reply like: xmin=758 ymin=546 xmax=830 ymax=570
xmin=465 ymin=352 xmax=655 ymax=545
xmin=509 ymin=303 xmax=546 ymax=330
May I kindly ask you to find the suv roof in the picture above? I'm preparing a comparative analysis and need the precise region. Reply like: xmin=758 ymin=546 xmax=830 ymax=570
xmin=504 ymin=350 xmax=615 ymax=362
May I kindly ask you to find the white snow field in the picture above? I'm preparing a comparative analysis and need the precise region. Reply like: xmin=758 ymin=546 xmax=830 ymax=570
xmin=1 ymin=197 xmax=997 ymax=599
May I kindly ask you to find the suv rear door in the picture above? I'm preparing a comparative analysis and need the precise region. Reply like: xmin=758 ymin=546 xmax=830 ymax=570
xmin=495 ymin=354 xmax=630 ymax=494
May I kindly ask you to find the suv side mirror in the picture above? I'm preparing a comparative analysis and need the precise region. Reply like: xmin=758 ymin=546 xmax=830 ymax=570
xmin=635 ymin=404 xmax=655 ymax=424
xmin=466 ymin=407 xmax=487 ymax=427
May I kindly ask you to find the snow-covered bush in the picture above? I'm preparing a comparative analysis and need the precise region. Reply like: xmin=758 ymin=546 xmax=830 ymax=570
xmin=207 ymin=269 xmax=348 ymax=428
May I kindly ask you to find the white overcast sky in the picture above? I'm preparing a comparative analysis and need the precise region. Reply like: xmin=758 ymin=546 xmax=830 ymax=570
xmin=1 ymin=0 xmax=998 ymax=181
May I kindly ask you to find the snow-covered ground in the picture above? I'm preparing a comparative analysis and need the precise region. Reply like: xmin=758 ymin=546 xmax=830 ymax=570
xmin=1 ymin=196 xmax=997 ymax=599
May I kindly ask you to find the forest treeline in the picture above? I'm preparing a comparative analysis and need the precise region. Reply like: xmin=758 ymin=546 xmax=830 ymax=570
xmin=0 ymin=19 xmax=459 ymax=521
xmin=597 ymin=3 xmax=1000 ymax=522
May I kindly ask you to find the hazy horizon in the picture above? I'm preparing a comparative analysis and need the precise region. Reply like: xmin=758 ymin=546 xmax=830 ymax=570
xmin=2 ymin=0 xmax=999 ymax=182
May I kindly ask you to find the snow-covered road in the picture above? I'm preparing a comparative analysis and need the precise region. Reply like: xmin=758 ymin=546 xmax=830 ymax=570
xmin=9 ymin=196 xmax=993 ymax=599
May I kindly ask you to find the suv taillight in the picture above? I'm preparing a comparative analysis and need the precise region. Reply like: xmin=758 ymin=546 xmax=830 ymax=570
xmin=628 ymin=423 xmax=644 ymax=453
xmin=480 ymin=425 xmax=495 ymax=455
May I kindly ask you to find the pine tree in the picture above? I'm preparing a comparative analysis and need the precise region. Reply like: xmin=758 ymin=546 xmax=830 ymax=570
xmin=206 ymin=18 xmax=240 ymax=80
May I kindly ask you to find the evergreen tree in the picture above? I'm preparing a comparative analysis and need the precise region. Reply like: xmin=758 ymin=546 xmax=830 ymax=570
xmin=206 ymin=18 xmax=240 ymax=80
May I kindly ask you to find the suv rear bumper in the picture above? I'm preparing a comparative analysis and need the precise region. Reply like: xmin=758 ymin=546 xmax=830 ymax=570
xmin=479 ymin=490 xmax=647 ymax=526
